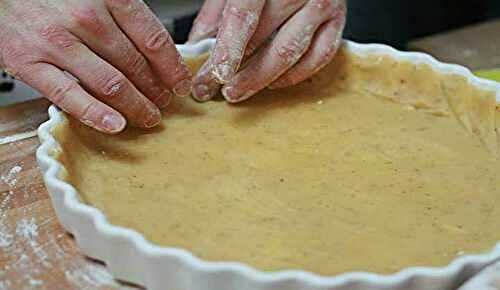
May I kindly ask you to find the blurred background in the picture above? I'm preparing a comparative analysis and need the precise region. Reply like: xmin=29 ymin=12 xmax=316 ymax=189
xmin=2 ymin=0 xmax=500 ymax=105
xmin=344 ymin=0 xmax=500 ymax=49
xmin=146 ymin=0 xmax=500 ymax=48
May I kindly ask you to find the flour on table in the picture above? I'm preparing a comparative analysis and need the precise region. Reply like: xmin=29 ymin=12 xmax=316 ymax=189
xmin=15 ymin=217 xmax=38 ymax=242
xmin=28 ymin=278 xmax=43 ymax=286
xmin=0 ymin=280 xmax=12 ymax=290
xmin=1 ymin=165 xmax=22 ymax=187
xmin=65 ymin=264 xmax=116 ymax=288
xmin=0 ymin=191 xmax=13 ymax=213
xmin=0 ymin=221 xmax=13 ymax=248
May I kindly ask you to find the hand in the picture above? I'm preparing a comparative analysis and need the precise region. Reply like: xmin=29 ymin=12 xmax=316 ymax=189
xmin=188 ymin=0 xmax=346 ymax=103
xmin=0 ymin=0 xmax=192 ymax=133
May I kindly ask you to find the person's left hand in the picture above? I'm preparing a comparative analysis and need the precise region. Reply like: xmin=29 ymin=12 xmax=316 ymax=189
xmin=187 ymin=0 xmax=346 ymax=103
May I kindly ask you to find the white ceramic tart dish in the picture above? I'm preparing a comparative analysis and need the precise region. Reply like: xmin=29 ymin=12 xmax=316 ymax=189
xmin=37 ymin=39 xmax=500 ymax=290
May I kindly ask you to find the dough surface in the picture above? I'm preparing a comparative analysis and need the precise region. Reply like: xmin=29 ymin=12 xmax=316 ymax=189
xmin=55 ymin=47 xmax=500 ymax=275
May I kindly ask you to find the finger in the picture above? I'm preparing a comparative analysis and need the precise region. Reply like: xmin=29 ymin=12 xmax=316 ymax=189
xmin=210 ymin=0 xmax=266 ymax=84
xmin=63 ymin=48 xmax=161 ymax=129
xmin=192 ymin=0 xmax=266 ymax=101
xmin=244 ymin=0 xmax=307 ymax=58
xmin=221 ymin=0 xmax=338 ymax=103
xmin=187 ymin=0 xmax=227 ymax=43
xmin=192 ymin=55 xmax=221 ymax=102
xmin=70 ymin=7 xmax=172 ymax=108
xmin=269 ymin=17 xmax=345 ymax=89
xmin=19 ymin=62 xmax=125 ymax=134
xmin=106 ymin=0 xmax=192 ymax=97
xmin=39 ymin=26 xmax=161 ymax=129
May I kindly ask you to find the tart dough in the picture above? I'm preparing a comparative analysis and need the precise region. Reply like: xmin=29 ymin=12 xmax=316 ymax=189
xmin=55 ymin=47 xmax=500 ymax=275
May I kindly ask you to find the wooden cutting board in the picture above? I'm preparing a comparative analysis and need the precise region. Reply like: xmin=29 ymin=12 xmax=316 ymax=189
xmin=0 ymin=99 xmax=138 ymax=290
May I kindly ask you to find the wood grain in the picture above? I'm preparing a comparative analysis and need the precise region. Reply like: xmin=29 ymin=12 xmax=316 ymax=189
xmin=0 ymin=100 xmax=139 ymax=290
xmin=0 ymin=99 xmax=50 ymax=139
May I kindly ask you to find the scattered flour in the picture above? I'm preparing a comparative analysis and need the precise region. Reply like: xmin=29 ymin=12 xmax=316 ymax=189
xmin=0 ymin=280 xmax=11 ymax=290
xmin=0 ymin=187 xmax=15 ymax=250
xmin=0 ymin=154 xmax=122 ymax=288
xmin=0 ymin=221 xmax=13 ymax=248
xmin=65 ymin=264 xmax=116 ymax=288
xmin=0 ymin=191 xmax=13 ymax=213
xmin=28 ymin=278 xmax=43 ymax=286
xmin=15 ymin=217 xmax=38 ymax=242
xmin=15 ymin=217 xmax=51 ymax=268
xmin=2 ymin=213 xmax=120 ymax=289
xmin=1 ymin=165 xmax=22 ymax=188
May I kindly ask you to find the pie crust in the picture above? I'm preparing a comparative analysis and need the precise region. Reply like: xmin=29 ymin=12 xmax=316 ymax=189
xmin=38 ymin=42 xmax=500 ymax=289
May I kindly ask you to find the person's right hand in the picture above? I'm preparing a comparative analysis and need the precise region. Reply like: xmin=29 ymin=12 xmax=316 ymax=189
xmin=0 ymin=0 xmax=192 ymax=133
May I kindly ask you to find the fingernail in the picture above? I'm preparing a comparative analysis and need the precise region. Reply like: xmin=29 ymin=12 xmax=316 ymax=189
xmin=221 ymin=86 xmax=237 ymax=100
xmin=192 ymin=84 xmax=212 ymax=102
xmin=101 ymin=114 xmax=126 ymax=133
xmin=156 ymin=89 xmax=173 ymax=108
xmin=222 ymin=86 xmax=255 ymax=103
xmin=144 ymin=108 xmax=162 ymax=128
xmin=173 ymin=79 xmax=193 ymax=97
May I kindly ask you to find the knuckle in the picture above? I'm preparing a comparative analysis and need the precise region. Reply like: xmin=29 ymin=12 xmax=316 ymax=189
xmin=0 ymin=45 xmax=37 ymax=79
xmin=1 ymin=45 xmax=23 ymax=70
xmin=38 ymin=25 xmax=79 ymax=51
xmin=144 ymin=28 xmax=173 ymax=52
xmin=70 ymin=7 xmax=107 ymax=36
xmin=123 ymin=51 xmax=148 ymax=76
xmin=48 ymin=80 xmax=79 ymax=104
xmin=225 ymin=5 xmax=259 ymax=28
xmin=273 ymin=22 xmax=317 ymax=66
xmin=275 ymin=45 xmax=298 ymax=65
xmin=109 ymin=0 xmax=144 ymax=19
xmin=79 ymin=100 xmax=100 ymax=120
xmin=274 ymin=36 xmax=311 ymax=66
xmin=98 ymin=73 xmax=128 ymax=99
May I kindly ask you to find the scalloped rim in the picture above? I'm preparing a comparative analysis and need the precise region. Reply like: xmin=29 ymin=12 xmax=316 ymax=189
xmin=36 ymin=39 xmax=500 ymax=290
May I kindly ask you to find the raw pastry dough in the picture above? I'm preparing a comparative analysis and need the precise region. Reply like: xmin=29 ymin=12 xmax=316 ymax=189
xmin=55 ymin=47 xmax=500 ymax=275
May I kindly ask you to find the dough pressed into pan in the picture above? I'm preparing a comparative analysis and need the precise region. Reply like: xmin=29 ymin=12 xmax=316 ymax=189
xmin=55 ymin=47 xmax=500 ymax=275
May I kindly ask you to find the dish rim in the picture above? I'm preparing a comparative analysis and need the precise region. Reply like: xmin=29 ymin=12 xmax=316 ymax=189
xmin=36 ymin=38 xmax=500 ymax=289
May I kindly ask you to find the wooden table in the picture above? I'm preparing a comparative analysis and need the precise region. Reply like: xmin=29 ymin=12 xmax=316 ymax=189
xmin=2 ymin=18 xmax=500 ymax=290
xmin=0 ymin=99 xmax=137 ymax=290
xmin=410 ymin=18 xmax=500 ymax=70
